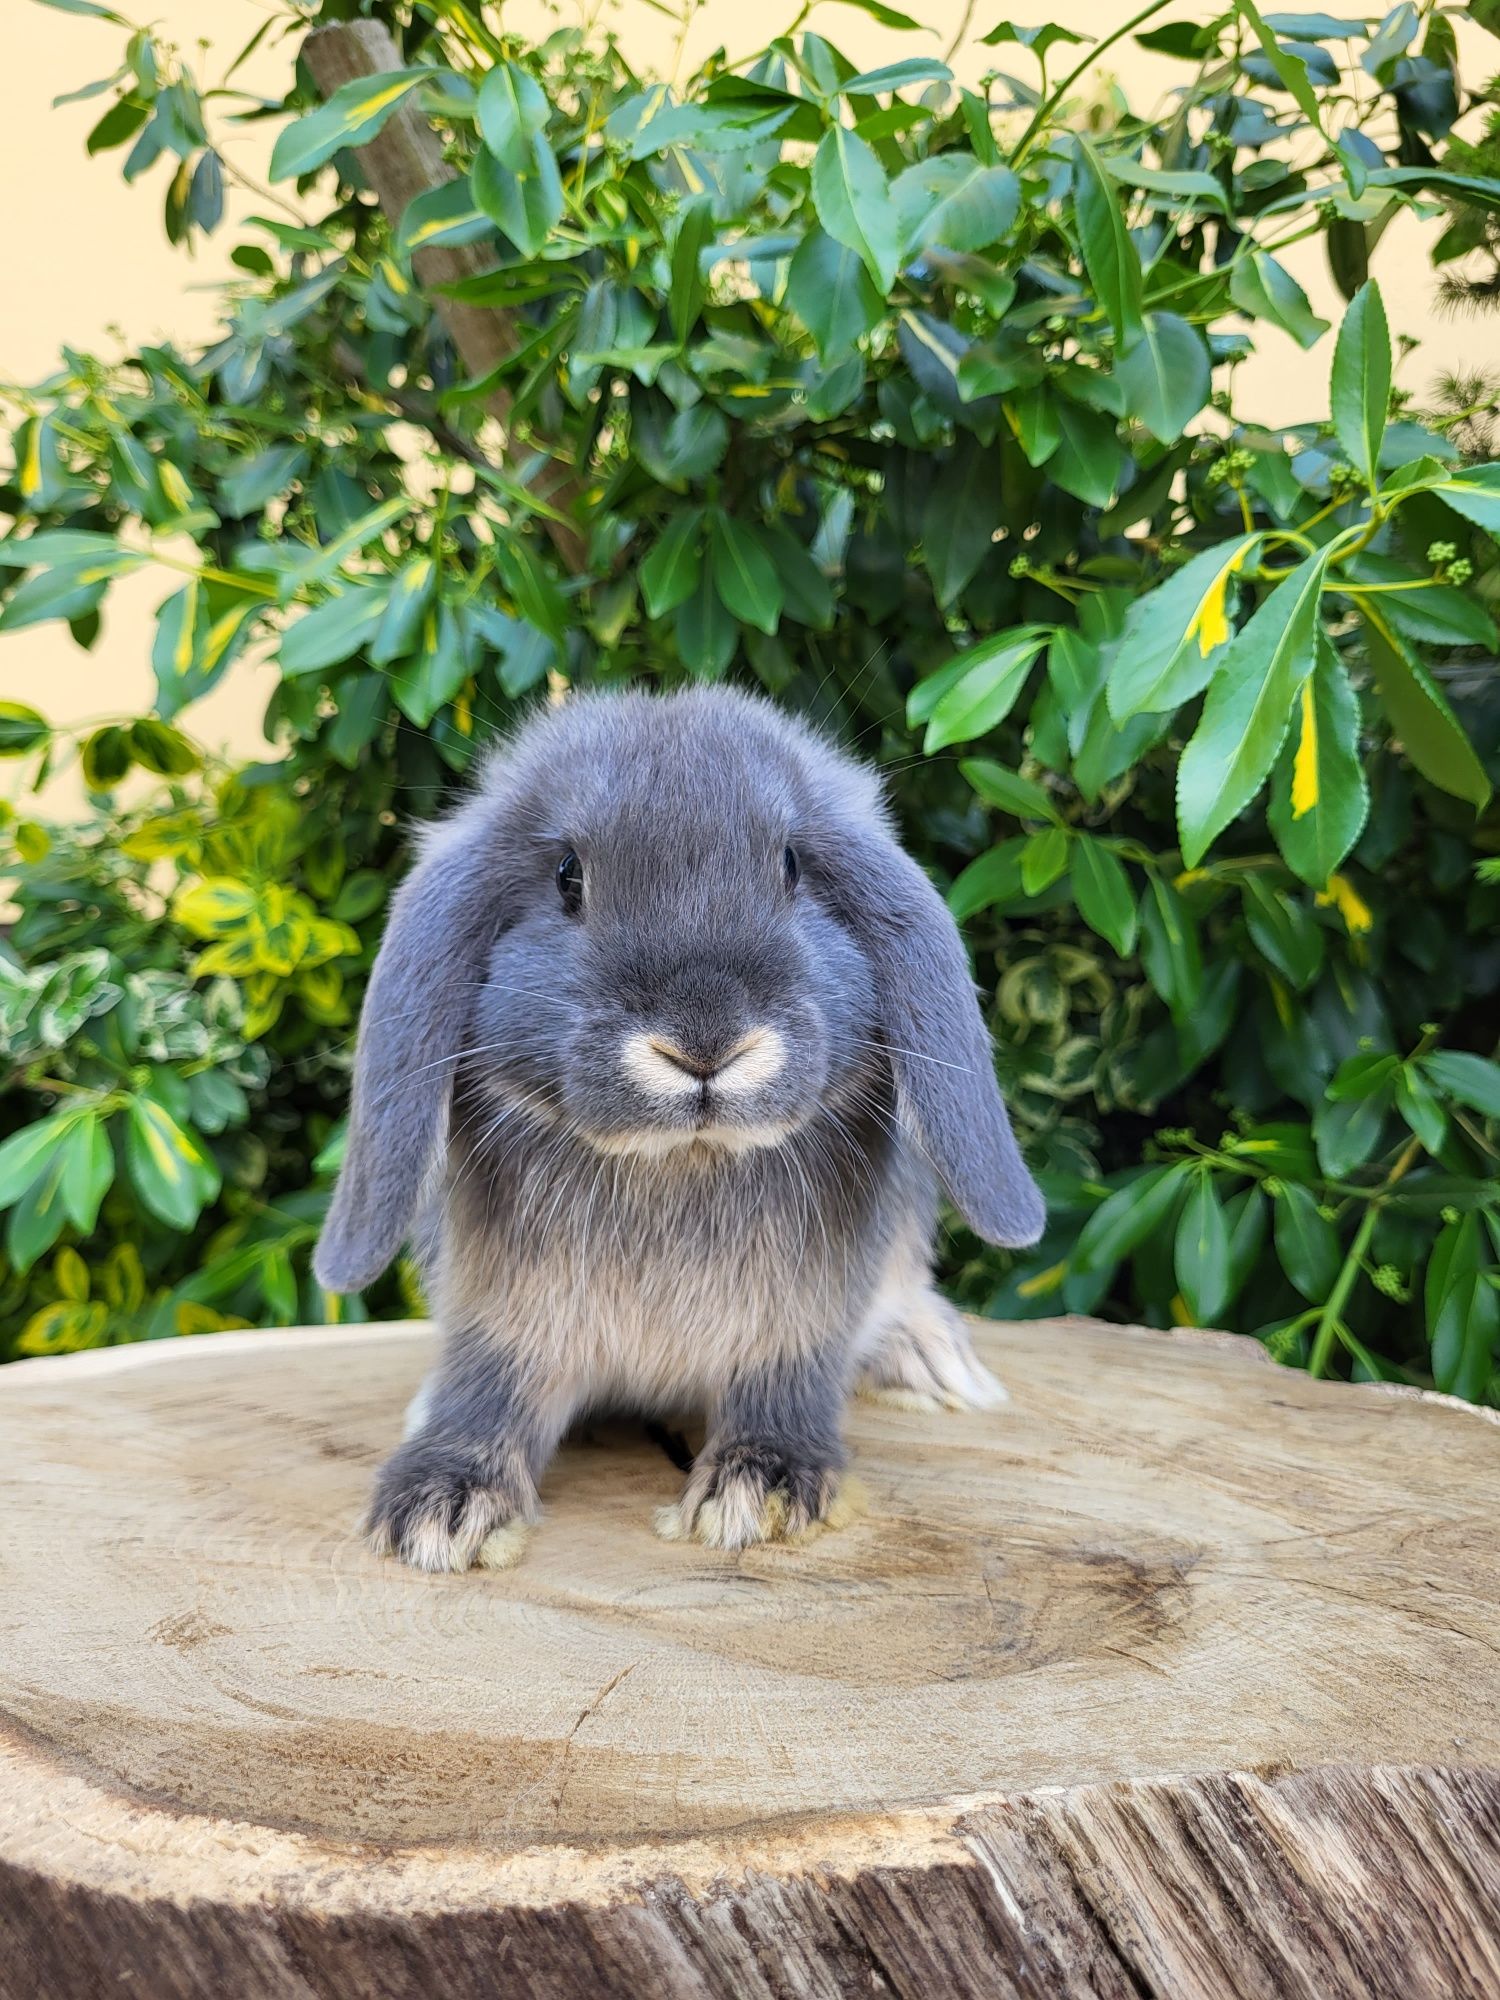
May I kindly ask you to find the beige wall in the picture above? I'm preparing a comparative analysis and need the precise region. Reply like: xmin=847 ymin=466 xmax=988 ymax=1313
xmin=5 ymin=2 xmax=1492 ymax=810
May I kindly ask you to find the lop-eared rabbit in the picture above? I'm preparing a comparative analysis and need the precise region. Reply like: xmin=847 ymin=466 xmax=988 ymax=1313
xmin=316 ymin=689 xmax=1044 ymax=1569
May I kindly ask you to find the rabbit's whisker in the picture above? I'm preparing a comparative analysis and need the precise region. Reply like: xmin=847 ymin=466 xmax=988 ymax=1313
xmin=850 ymin=1035 xmax=978 ymax=1076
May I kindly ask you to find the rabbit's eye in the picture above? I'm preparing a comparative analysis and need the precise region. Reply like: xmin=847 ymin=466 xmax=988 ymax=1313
xmin=557 ymin=850 xmax=584 ymax=915
xmin=783 ymin=845 xmax=800 ymax=889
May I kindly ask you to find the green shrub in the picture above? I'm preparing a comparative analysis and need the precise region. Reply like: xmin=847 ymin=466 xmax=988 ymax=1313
xmin=2 ymin=0 xmax=1498 ymax=1395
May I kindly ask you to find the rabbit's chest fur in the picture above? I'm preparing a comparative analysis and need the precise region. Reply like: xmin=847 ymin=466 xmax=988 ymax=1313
xmin=433 ymin=1085 xmax=903 ymax=1415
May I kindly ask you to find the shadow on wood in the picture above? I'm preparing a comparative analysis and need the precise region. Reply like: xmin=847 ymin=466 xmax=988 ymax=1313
xmin=1 ymin=1317 xmax=1496 ymax=1997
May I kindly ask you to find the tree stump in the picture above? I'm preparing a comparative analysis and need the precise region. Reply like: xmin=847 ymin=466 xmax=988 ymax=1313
xmin=1 ymin=1316 xmax=1496 ymax=1999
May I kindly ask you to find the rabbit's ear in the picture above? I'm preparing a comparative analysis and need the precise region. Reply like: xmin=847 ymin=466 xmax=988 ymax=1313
xmin=822 ymin=826 xmax=1045 ymax=1249
xmin=315 ymin=816 xmax=500 ymax=1294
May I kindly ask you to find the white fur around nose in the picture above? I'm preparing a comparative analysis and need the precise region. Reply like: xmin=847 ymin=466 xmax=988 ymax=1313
xmin=620 ymin=1027 xmax=786 ymax=1101
xmin=713 ymin=1027 xmax=786 ymax=1095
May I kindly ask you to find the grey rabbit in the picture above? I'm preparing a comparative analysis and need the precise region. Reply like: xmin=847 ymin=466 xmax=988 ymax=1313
xmin=315 ymin=687 xmax=1044 ymax=1570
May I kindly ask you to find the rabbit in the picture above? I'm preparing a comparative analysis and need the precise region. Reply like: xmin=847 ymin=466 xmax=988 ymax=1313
xmin=315 ymin=687 xmax=1044 ymax=1570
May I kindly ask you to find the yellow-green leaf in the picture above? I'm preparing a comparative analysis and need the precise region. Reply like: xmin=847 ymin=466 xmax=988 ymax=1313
xmin=1107 ymin=535 xmax=1261 ymax=723
xmin=1268 ymin=635 xmax=1369 ymax=889
xmin=124 ymin=1096 xmax=220 ymax=1231
xmin=1178 ymin=548 xmax=1331 ymax=866
xmin=172 ymin=878 xmax=260 ymax=938
xmin=270 ymin=68 xmax=431 ymax=182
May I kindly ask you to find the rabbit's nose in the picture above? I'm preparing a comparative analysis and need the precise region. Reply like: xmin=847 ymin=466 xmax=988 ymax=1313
xmin=648 ymin=1036 xmax=717 ymax=1079
xmin=621 ymin=1028 xmax=787 ymax=1099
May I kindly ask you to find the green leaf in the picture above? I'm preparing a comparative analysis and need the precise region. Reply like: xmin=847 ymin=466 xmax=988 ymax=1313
xmin=128 ymin=718 xmax=199 ymax=776
xmin=60 ymin=1114 xmax=114 ymax=1234
xmin=1313 ymin=1082 xmax=1387 ymax=1178
xmin=1273 ymin=1182 xmax=1340 ymax=1302
xmin=282 ymin=496 xmax=409 ymax=588
xmin=632 ymin=399 xmax=728 ymax=485
xmin=387 ymin=603 xmax=469 ymax=726
xmin=921 ymin=627 xmax=1050 ymax=751
xmin=1175 ymin=1173 xmax=1230 ymax=1323
xmin=842 ymin=58 xmax=953 ymax=93
xmin=87 ymin=96 xmax=149 ymax=155
xmin=151 ymin=583 xmax=254 ymax=717
xmin=1074 ymin=1164 xmax=1190 ymax=1274
xmin=1106 ymin=159 xmax=1229 ymax=215
xmin=476 ymin=59 xmax=550 ymax=172
xmin=1047 ymin=626 xmax=1107 ymax=754
xmin=1426 ymin=1214 xmax=1498 ymax=1401
xmin=758 ymin=524 xmax=835 ymax=630
xmin=81 ymin=724 xmax=134 ymax=789
xmin=0 ymin=529 xmax=126 ymax=571
xmin=1329 ymin=280 xmax=1390 ymax=488
xmin=1226 ymin=1186 xmax=1268 ymax=1302
xmin=1048 ymin=395 xmax=1123 ymax=508
xmin=669 ymin=196 xmax=715 ymax=345
xmin=471 ymin=135 xmax=564 ymax=258
xmin=1112 ymin=536 xmax=1264 ymax=724
xmin=1070 ymin=837 xmax=1138 ymax=957
xmin=1340 ymin=557 xmax=1497 ymax=649
xmin=0 ymin=701 xmax=50 ymax=756
xmin=1139 ymin=873 xmax=1202 ymax=1019
xmin=1238 ymin=0 xmax=1328 ymax=133
xmin=811 ymin=124 xmax=901 ymax=293
xmin=487 ymin=539 xmax=563 ymax=647
xmin=959 ymin=759 xmax=1059 ymax=822
xmin=675 ymin=563 xmax=737 ymax=678
xmin=0 ymin=1112 xmax=75 ymax=1210
xmin=124 ymin=1097 xmax=220 ymax=1231
xmin=920 ymin=433 xmax=1003 ymax=607
xmin=1326 ymin=1052 xmax=1399 ymax=1104
xmin=1425 ymin=463 xmax=1500 ymax=534
xmin=280 ymin=587 xmax=388 ymax=678
xmin=823 ymin=0 xmax=924 ymax=28
xmin=1020 ymin=824 xmax=1069 ymax=894
xmin=220 ymin=443 xmax=308 ymax=517
xmin=1423 ymin=1051 xmax=1500 ymax=1120
xmin=1362 ymin=2 xmax=1419 ymax=76
xmin=1228 ymin=251 xmax=1329 ymax=349
xmin=627 ymin=101 xmax=796 ymax=160
xmin=641 ymin=510 xmax=704 ymax=618
xmin=1114 ymin=311 xmax=1210 ymax=444
xmin=1177 ymin=548 xmax=1331 ymax=866
xmin=709 ymin=514 xmax=783 ymax=634
xmin=370 ymin=556 xmax=437 ymax=667
xmin=396 ymin=179 xmax=492 ymax=257
xmin=946 ymin=838 xmax=1028 ymax=922
xmin=980 ymin=22 xmax=1087 ymax=54
xmin=7 ymin=1147 xmax=71 ymax=1275
xmin=786 ymin=228 xmax=883 ymax=360
xmin=891 ymin=156 xmax=1020 ymax=254
xmin=1394 ymin=1066 xmax=1447 ymax=1154
xmin=1360 ymin=603 xmax=1490 ymax=810
xmin=0 ymin=553 xmax=142 ymax=633
xmin=270 ymin=68 xmax=431 ymax=182
xmin=1267 ymin=635 xmax=1370 ymax=888
xmin=1074 ymin=137 xmax=1144 ymax=351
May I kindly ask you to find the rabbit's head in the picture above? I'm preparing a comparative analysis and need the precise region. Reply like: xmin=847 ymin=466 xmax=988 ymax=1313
xmin=315 ymin=689 xmax=1043 ymax=1293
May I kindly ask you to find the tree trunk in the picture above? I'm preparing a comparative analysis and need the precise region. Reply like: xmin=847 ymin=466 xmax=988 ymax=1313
xmin=301 ymin=20 xmax=587 ymax=573
xmin=1 ymin=1316 xmax=1496 ymax=1998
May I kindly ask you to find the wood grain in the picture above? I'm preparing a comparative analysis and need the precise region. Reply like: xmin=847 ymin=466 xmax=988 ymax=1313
xmin=0 ymin=1317 xmax=1495 ymax=1997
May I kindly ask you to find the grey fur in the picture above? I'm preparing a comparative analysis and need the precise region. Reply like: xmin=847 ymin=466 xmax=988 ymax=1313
xmin=315 ymin=688 xmax=1044 ymax=1567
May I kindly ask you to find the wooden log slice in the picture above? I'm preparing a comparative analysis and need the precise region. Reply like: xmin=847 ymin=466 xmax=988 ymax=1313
xmin=1 ymin=1317 xmax=1496 ymax=1997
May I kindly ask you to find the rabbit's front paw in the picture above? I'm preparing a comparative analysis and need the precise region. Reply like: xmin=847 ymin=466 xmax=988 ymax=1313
xmin=656 ymin=1439 xmax=856 ymax=1550
xmin=366 ymin=1438 xmax=536 ymax=1572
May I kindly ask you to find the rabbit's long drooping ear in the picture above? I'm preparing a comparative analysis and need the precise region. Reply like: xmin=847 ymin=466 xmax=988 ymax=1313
xmin=315 ymin=811 xmax=502 ymax=1294
xmin=825 ymin=826 xmax=1045 ymax=1248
